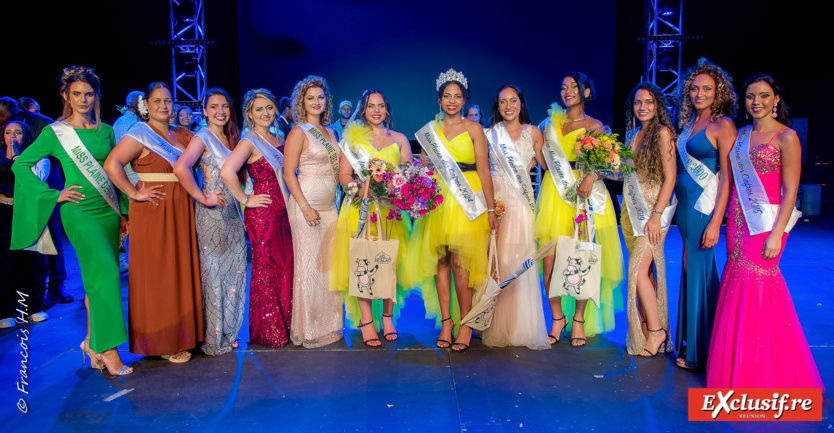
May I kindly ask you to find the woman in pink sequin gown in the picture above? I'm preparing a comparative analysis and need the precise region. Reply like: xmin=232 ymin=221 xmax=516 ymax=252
xmin=707 ymin=75 xmax=823 ymax=390
xmin=283 ymin=76 xmax=344 ymax=348
xmin=221 ymin=89 xmax=294 ymax=348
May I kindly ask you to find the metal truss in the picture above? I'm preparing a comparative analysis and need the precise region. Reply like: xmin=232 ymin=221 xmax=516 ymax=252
xmin=164 ymin=0 xmax=213 ymax=106
xmin=639 ymin=0 xmax=697 ymax=98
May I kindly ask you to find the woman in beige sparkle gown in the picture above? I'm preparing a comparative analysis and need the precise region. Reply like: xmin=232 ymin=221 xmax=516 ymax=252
xmin=621 ymin=82 xmax=677 ymax=357
xmin=283 ymin=76 xmax=344 ymax=348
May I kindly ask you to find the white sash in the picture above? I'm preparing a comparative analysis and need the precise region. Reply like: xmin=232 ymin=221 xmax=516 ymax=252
xmin=51 ymin=122 xmax=121 ymax=217
xmin=415 ymin=121 xmax=487 ymax=221
xmin=731 ymin=125 xmax=801 ymax=235
xmin=677 ymin=122 xmax=718 ymax=215
xmin=622 ymin=129 xmax=677 ymax=236
xmin=299 ymin=123 xmax=340 ymax=185
xmin=539 ymin=117 xmax=607 ymax=214
xmin=339 ymin=136 xmax=373 ymax=182
xmin=196 ymin=128 xmax=232 ymax=171
xmin=243 ymin=131 xmax=289 ymax=204
xmin=126 ymin=122 xmax=183 ymax=168
xmin=485 ymin=123 xmax=536 ymax=216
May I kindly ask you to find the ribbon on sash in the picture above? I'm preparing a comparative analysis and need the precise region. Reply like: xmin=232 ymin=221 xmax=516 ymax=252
xmin=730 ymin=125 xmax=801 ymax=235
xmin=485 ymin=123 xmax=536 ymax=216
xmin=52 ymin=122 xmax=121 ymax=217
xmin=539 ymin=116 xmax=607 ymax=214
xmin=338 ymin=129 xmax=373 ymax=182
xmin=126 ymin=122 xmax=183 ymax=168
xmin=622 ymin=129 xmax=678 ymax=237
xmin=415 ymin=121 xmax=487 ymax=221
xmin=243 ymin=131 xmax=289 ymax=204
xmin=677 ymin=122 xmax=718 ymax=215
xmin=196 ymin=128 xmax=233 ymax=171
xmin=300 ymin=123 xmax=340 ymax=185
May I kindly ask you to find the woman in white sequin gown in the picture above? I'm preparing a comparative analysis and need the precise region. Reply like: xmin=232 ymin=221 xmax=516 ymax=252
xmin=481 ymin=85 xmax=550 ymax=350
xmin=283 ymin=76 xmax=344 ymax=348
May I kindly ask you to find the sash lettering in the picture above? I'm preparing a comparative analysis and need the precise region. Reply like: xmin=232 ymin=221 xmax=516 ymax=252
xmin=300 ymin=124 xmax=340 ymax=185
xmin=677 ymin=122 xmax=718 ymax=215
xmin=486 ymin=123 xmax=536 ymax=216
xmin=622 ymin=129 xmax=678 ymax=236
xmin=52 ymin=122 xmax=120 ymax=217
xmin=730 ymin=125 xmax=801 ymax=235
xmin=415 ymin=121 xmax=487 ymax=221
xmin=126 ymin=122 xmax=183 ymax=168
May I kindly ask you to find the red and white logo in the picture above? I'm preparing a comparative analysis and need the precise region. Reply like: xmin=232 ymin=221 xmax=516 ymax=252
xmin=689 ymin=389 xmax=822 ymax=421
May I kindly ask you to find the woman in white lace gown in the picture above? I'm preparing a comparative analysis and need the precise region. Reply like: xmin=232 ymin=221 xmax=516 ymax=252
xmin=283 ymin=76 xmax=344 ymax=348
xmin=481 ymin=85 xmax=550 ymax=349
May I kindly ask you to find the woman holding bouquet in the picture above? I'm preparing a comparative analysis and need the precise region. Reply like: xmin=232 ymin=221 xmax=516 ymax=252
xmin=673 ymin=58 xmax=737 ymax=369
xmin=481 ymin=84 xmax=549 ymax=350
xmin=406 ymin=69 xmax=498 ymax=352
xmin=621 ymin=83 xmax=677 ymax=357
xmin=331 ymin=89 xmax=411 ymax=346
xmin=283 ymin=75 xmax=344 ymax=348
xmin=707 ymin=75 xmax=823 ymax=389
xmin=536 ymin=72 xmax=623 ymax=347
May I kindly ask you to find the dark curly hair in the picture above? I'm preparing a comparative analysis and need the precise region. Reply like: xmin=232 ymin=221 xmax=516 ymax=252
xmin=562 ymin=71 xmax=595 ymax=107
xmin=625 ymin=82 xmax=677 ymax=184
xmin=677 ymin=57 xmax=737 ymax=128
xmin=740 ymin=74 xmax=791 ymax=127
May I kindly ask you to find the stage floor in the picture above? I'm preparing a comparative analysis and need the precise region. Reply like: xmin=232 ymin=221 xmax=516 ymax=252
xmin=1 ymin=219 xmax=832 ymax=432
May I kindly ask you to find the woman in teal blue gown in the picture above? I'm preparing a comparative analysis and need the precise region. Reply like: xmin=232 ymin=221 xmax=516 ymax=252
xmin=673 ymin=58 xmax=737 ymax=369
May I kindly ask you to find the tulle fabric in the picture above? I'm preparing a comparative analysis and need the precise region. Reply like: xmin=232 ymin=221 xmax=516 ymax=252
xmin=402 ymin=130 xmax=490 ymax=327
xmin=534 ymin=128 xmax=624 ymax=336
xmin=330 ymin=141 xmax=411 ymax=330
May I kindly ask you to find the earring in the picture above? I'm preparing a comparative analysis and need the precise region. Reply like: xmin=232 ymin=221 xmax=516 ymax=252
xmin=772 ymin=103 xmax=778 ymax=118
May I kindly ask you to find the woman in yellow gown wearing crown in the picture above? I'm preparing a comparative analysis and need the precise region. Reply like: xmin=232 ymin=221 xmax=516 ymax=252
xmin=405 ymin=69 xmax=498 ymax=352
xmin=536 ymin=72 xmax=624 ymax=347
xmin=331 ymin=89 xmax=412 ymax=346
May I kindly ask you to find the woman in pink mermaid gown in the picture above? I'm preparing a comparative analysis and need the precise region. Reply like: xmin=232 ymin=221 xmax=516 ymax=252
xmin=707 ymin=75 xmax=823 ymax=390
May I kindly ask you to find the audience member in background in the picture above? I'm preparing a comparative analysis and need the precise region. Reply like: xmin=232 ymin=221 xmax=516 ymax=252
xmin=331 ymin=100 xmax=353 ymax=141
xmin=177 ymin=106 xmax=198 ymax=131
xmin=169 ymin=104 xmax=180 ymax=126
xmin=465 ymin=104 xmax=484 ymax=126
xmin=1 ymin=120 xmax=49 ymax=327
xmin=0 ymin=96 xmax=72 ymax=303
xmin=18 ymin=97 xmax=40 ymax=114
xmin=277 ymin=96 xmax=293 ymax=139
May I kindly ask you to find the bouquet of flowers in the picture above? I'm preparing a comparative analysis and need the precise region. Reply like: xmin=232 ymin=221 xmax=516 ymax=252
xmin=564 ymin=130 xmax=634 ymax=202
xmin=493 ymin=198 xmax=505 ymax=220
xmin=344 ymin=157 xmax=398 ymax=204
xmin=387 ymin=156 xmax=444 ymax=220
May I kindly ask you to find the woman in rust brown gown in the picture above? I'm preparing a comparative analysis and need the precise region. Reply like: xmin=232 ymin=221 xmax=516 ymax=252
xmin=104 ymin=82 xmax=202 ymax=363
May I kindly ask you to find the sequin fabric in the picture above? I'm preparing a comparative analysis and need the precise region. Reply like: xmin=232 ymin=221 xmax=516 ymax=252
xmin=622 ymin=168 xmax=673 ymax=355
xmin=196 ymin=152 xmax=247 ymax=355
xmin=246 ymin=157 xmax=294 ymax=348
xmin=287 ymin=128 xmax=344 ymax=348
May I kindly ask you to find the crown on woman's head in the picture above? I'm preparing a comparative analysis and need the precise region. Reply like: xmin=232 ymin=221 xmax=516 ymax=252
xmin=436 ymin=68 xmax=468 ymax=91
xmin=61 ymin=65 xmax=96 ymax=81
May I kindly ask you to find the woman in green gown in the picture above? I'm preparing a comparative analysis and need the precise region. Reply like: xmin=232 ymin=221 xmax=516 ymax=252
xmin=11 ymin=66 xmax=132 ymax=375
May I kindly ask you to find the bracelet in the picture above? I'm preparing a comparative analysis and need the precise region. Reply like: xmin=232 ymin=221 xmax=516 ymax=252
xmin=651 ymin=209 xmax=663 ymax=216
xmin=301 ymin=202 xmax=310 ymax=210
xmin=487 ymin=208 xmax=495 ymax=212
xmin=243 ymin=195 xmax=250 ymax=206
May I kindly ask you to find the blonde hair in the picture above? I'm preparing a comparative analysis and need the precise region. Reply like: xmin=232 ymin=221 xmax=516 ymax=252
xmin=291 ymin=75 xmax=332 ymax=126
xmin=58 ymin=65 xmax=102 ymax=129
xmin=242 ymin=88 xmax=279 ymax=132
xmin=677 ymin=57 xmax=738 ymax=128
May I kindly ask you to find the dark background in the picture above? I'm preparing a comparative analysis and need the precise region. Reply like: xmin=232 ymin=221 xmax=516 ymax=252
xmin=3 ymin=0 xmax=829 ymax=196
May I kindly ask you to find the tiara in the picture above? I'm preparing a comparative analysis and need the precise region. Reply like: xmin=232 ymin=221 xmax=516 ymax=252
xmin=436 ymin=68 xmax=468 ymax=91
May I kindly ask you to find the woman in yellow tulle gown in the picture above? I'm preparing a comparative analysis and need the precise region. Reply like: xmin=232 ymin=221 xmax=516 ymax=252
xmin=404 ymin=69 xmax=498 ymax=352
xmin=330 ymin=89 xmax=412 ymax=346
xmin=536 ymin=72 xmax=624 ymax=347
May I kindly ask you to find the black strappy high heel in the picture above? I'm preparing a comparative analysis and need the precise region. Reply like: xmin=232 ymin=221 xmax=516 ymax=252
xmin=638 ymin=329 xmax=669 ymax=357
xmin=358 ymin=320 xmax=381 ymax=347
xmin=382 ymin=313 xmax=398 ymax=341
xmin=571 ymin=318 xmax=586 ymax=347
xmin=436 ymin=317 xmax=452 ymax=348
xmin=549 ymin=315 xmax=567 ymax=344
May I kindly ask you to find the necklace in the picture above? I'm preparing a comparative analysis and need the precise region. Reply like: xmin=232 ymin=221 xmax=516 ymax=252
xmin=567 ymin=114 xmax=585 ymax=123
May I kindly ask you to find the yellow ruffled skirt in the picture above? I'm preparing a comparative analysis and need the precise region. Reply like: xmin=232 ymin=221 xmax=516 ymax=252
xmin=535 ymin=173 xmax=624 ymax=336
xmin=330 ymin=199 xmax=411 ymax=330
xmin=402 ymin=172 xmax=490 ymax=327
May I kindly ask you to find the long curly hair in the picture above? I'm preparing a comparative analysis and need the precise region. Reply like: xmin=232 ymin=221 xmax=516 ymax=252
xmin=677 ymin=57 xmax=737 ymax=128
xmin=291 ymin=75 xmax=333 ymax=126
xmin=242 ymin=88 xmax=280 ymax=132
xmin=626 ymin=82 xmax=677 ymax=184
xmin=740 ymin=74 xmax=791 ymax=127
xmin=58 ymin=65 xmax=102 ymax=129
xmin=358 ymin=89 xmax=394 ymax=131
xmin=202 ymin=87 xmax=240 ymax=151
